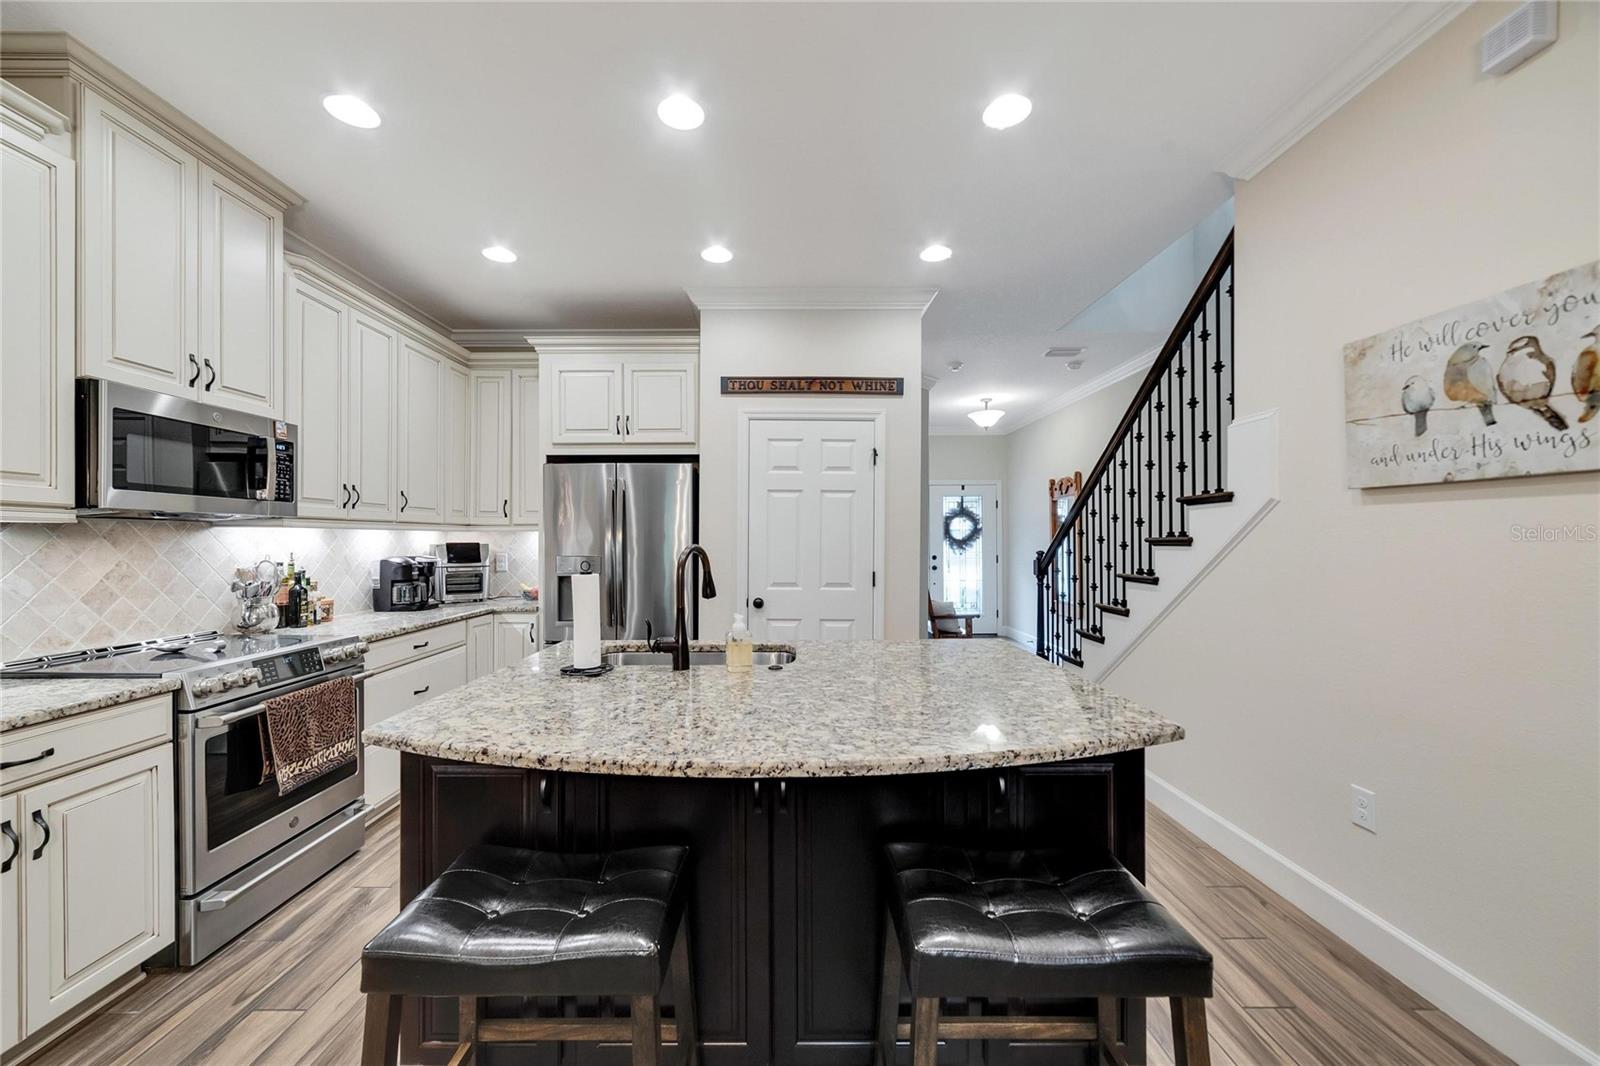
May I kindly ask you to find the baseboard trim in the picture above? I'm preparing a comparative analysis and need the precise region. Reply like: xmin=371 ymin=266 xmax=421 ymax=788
xmin=1146 ymin=772 xmax=1598 ymax=1065
xmin=999 ymin=625 xmax=1034 ymax=651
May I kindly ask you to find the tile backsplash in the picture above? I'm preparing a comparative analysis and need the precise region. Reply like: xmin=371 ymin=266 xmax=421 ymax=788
xmin=0 ymin=520 xmax=540 ymax=662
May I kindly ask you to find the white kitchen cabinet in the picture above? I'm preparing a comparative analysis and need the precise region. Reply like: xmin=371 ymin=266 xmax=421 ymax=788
xmin=0 ymin=94 xmax=75 ymax=517
xmin=494 ymin=612 xmax=541 ymax=669
xmin=466 ymin=615 xmax=497 ymax=680
xmin=443 ymin=361 xmax=472 ymax=524
xmin=362 ymin=644 xmax=467 ymax=809
xmin=398 ymin=339 xmax=445 ymax=524
xmin=346 ymin=310 xmax=399 ymax=521
xmin=285 ymin=273 xmax=349 ymax=520
xmin=197 ymin=164 xmax=282 ymax=418
xmin=1 ymin=792 xmax=19 ymax=1051
xmin=512 ymin=369 xmax=542 ymax=525
xmin=19 ymin=744 xmax=174 ymax=1036
xmin=543 ymin=353 xmax=696 ymax=447
xmin=78 ymin=87 xmax=198 ymax=397
xmin=470 ymin=370 xmax=512 ymax=524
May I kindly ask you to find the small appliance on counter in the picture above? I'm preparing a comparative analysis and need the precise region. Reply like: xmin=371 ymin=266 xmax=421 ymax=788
xmin=429 ymin=541 xmax=492 ymax=603
xmin=373 ymin=556 xmax=439 ymax=611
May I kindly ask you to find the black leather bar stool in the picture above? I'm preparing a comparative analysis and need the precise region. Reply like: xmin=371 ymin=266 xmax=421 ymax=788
xmin=360 ymin=843 xmax=698 ymax=1066
xmin=876 ymin=843 xmax=1213 ymax=1066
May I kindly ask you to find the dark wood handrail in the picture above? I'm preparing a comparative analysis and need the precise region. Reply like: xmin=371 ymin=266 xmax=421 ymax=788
xmin=1033 ymin=229 xmax=1234 ymax=579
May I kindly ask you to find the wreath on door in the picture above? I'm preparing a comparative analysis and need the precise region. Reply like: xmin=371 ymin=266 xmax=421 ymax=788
xmin=942 ymin=500 xmax=982 ymax=554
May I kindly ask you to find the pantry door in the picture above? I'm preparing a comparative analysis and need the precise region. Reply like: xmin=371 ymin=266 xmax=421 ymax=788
xmin=927 ymin=481 xmax=1001 ymax=635
xmin=745 ymin=417 xmax=881 ymax=641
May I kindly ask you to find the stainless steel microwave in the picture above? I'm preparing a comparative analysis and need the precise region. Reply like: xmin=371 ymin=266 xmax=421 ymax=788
xmin=78 ymin=380 xmax=298 ymax=520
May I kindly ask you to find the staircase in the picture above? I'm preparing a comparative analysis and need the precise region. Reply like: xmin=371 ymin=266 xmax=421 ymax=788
xmin=1035 ymin=230 xmax=1251 ymax=670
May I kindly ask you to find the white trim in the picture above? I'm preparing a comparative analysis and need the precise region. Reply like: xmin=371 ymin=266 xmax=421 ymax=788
xmin=933 ymin=346 xmax=1159 ymax=437
xmin=0 ymin=81 xmax=70 ymax=141
xmin=921 ymin=374 xmax=941 ymax=391
xmin=1147 ymin=773 xmax=1600 ymax=1066
xmin=283 ymin=241 xmax=466 ymax=356
xmin=0 ymin=506 xmax=77 ymax=524
xmin=523 ymin=331 xmax=699 ymax=356
xmin=999 ymin=624 xmax=1034 ymax=650
xmin=687 ymin=287 xmax=937 ymax=314
xmin=736 ymin=409 xmax=888 ymax=641
xmin=451 ymin=329 xmax=537 ymax=350
xmin=929 ymin=479 xmax=1003 ymax=635
xmin=1220 ymin=1 xmax=1470 ymax=180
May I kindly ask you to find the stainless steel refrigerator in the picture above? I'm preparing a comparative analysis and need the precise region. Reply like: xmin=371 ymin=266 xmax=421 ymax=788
xmin=543 ymin=461 xmax=697 ymax=643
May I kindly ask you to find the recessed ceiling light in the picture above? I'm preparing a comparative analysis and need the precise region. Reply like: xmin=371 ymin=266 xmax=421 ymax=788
xmin=947 ymin=360 xmax=964 ymax=373
xmin=481 ymin=245 xmax=517 ymax=264
xmin=322 ymin=94 xmax=381 ymax=129
xmin=920 ymin=244 xmax=953 ymax=263
xmin=968 ymin=398 xmax=1006 ymax=430
xmin=982 ymin=93 xmax=1032 ymax=130
xmin=658 ymin=94 xmax=705 ymax=131
xmin=700 ymin=244 xmax=733 ymax=264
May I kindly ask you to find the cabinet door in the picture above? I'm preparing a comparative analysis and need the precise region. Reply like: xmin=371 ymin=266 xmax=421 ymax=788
xmin=465 ymin=616 xmax=496 ymax=680
xmin=363 ymin=646 xmax=468 ymax=809
xmin=346 ymin=310 xmax=399 ymax=521
xmin=21 ymin=745 xmax=174 ymax=1036
xmin=512 ymin=369 xmax=542 ymax=525
xmin=493 ymin=615 xmax=539 ymax=669
xmin=0 ymin=126 xmax=75 ymax=511
xmin=197 ymin=165 xmax=281 ymax=417
xmin=79 ymin=88 xmax=198 ymax=395
xmin=548 ymin=358 xmax=623 ymax=444
xmin=286 ymin=275 xmax=349 ymax=520
xmin=398 ymin=340 xmax=444 ymax=523
xmin=624 ymin=359 xmax=696 ymax=444
xmin=469 ymin=370 xmax=512 ymax=524
xmin=1 ymin=793 xmax=19 ymax=1052
xmin=442 ymin=361 xmax=472 ymax=524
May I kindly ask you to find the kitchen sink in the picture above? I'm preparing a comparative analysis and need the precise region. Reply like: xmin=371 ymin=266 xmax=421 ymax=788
xmin=602 ymin=649 xmax=797 ymax=668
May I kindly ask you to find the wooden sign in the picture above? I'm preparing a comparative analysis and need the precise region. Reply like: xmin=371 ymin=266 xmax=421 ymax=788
xmin=720 ymin=376 xmax=904 ymax=396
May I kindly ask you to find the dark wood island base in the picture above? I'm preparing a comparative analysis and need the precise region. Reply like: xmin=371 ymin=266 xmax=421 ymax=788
xmin=398 ymin=749 xmax=1149 ymax=1066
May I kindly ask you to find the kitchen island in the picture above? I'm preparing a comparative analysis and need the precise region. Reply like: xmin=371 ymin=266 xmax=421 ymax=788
xmin=363 ymin=640 xmax=1183 ymax=1066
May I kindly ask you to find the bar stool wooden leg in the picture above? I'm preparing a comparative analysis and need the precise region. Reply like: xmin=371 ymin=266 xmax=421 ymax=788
xmin=1097 ymin=996 xmax=1131 ymax=1066
xmin=909 ymin=996 xmax=940 ymax=1066
xmin=446 ymin=997 xmax=480 ymax=1066
xmin=360 ymin=993 xmax=402 ymax=1066
xmin=669 ymin=920 xmax=701 ymax=1066
xmin=632 ymin=995 xmax=662 ymax=1066
xmin=875 ymin=922 xmax=903 ymax=1066
xmin=1170 ymin=997 xmax=1210 ymax=1066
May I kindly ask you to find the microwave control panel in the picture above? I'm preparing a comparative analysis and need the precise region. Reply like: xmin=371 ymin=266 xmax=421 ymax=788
xmin=273 ymin=441 xmax=295 ymax=502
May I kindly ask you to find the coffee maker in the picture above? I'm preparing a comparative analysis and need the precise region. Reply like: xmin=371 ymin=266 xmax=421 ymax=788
xmin=373 ymin=557 xmax=439 ymax=611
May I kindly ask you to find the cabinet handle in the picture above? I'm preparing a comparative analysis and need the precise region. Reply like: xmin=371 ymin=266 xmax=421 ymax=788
xmin=413 ymin=641 xmax=430 ymax=650
xmin=1 ymin=821 xmax=17 ymax=873
xmin=412 ymin=685 xmax=430 ymax=696
xmin=615 ymin=415 xmax=621 ymax=435
xmin=204 ymin=357 xmax=216 ymax=390
xmin=752 ymin=780 xmax=764 ymax=814
xmin=538 ymin=776 xmax=552 ymax=810
xmin=0 ymin=745 xmax=54 ymax=771
xmin=625 ymin=414 xmax=631 ymax=435
xmin=503 ymin=499 xmax=508 ymax=519
xmin=352 ymin=484 xmax=361 ymax=507
xmin=342 ymin=483 xmax=350 ymax=508
xmin=993 ymin=773 xmax=1008 ymax=815
xmin=528 ymin=622 xmax=536 ymax=641
xmin=778 ymin=779 xmax=789 ymax=813
xmin=400 ymin=489 xmax=408 ymax=514
xmin=30 ymin=810 xmax=49 ymax=860
xmin=188 ymin=353 xmax=201 ymax=387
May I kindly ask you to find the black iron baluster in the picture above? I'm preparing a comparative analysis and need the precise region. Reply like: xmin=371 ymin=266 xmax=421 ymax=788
xmin=1217 ymin=275 xmax=1230 ymax=487
xmin=1164 ymin=363 xmax=1176 ymax=537
xmin=1198 ymin=296 xmax=1210 ymax=495
xmin=1177 ymin=332 xmax=1190 ymax=537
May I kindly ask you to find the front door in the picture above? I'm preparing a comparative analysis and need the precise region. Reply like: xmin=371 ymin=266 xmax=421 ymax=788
xmin=928 ymin=482 xmax=1001 ymax=635
xmin=747 ymin=419 xmax=877 ymax=641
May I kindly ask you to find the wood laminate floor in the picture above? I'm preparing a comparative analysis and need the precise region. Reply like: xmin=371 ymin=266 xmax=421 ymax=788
xmin=26 ymin=806 xmax=1509 ymax=1066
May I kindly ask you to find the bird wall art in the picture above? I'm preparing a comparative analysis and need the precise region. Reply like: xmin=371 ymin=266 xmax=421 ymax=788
xmin=1343 ymin=260 xmax=1600 ymax=487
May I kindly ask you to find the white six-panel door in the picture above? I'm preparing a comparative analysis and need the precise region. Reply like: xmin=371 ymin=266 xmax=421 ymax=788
xmin=747 ymin=419 xmax=877 ymax=641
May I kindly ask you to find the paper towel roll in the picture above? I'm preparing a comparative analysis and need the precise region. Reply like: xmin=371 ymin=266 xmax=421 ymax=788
xmin=571 ymin=572 xmax=602 ymax=669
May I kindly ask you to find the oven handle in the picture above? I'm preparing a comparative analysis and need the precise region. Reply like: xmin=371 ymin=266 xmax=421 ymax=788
xmin=190 ymin=668 xmax=364 ymax=731
xmin=196 ymin=801 xmax=366 ymax=911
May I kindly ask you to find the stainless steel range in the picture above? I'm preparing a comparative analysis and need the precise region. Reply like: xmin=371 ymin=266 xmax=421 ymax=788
xmin=2 ymin=630 xmax=370 ymax=965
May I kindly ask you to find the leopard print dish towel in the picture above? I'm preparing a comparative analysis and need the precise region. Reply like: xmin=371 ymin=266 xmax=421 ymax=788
xmin=263 ymin=676 xmax=358 ymax=797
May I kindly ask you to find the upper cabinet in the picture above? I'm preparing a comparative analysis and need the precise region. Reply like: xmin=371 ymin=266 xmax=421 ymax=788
xmin=441 ymin=360 xmax=472 ymax=524
xmin=398 ymin=339 xmax=444 ymax=524
xmin=0 ymin=84 xmax=75 ymax=519
xmin=197 ymin=165 xmax=282 ymax=418
xmin=469 ymin=370 xmax=513 ymax=525
xmin=512 ymin=369 xmax=541 ymax=525
xmin=540 ymin=345 xmax=698 ymax=452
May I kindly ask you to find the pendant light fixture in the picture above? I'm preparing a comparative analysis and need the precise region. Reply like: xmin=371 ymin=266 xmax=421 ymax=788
xmin=967 ymin=398 xmax=1005 ymax=430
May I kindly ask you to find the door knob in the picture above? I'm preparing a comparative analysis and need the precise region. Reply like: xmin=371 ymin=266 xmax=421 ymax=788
xmin=751 ymin=597 xmax=764 ymax=609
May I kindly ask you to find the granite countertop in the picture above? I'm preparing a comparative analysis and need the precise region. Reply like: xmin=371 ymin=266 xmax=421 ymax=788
xmin=0 ymin=598 xmax=537 ymax=733
xmin=363 ymin=639 xmax=1184 ymax=778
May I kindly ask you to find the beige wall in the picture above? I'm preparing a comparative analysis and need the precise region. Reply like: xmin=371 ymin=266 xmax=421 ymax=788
xmin=1001 ymin=373 xmax=1143 ymax=639
xmin=696 ymin=308 xmax=926 ymax=640
xmin=928 ymin=433 xmax=1008 ymax=483
xmin=1114 ymin=3 xmax=1599 ymax=1055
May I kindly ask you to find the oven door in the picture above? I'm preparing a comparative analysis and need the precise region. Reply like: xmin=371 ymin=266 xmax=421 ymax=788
xmin=439 ymin=565 xmax=489 ymax=602
xmin=176 ymin=669 xmax=364 ymax=896
xmin=80 ymin=379 xmax=297 ymax=519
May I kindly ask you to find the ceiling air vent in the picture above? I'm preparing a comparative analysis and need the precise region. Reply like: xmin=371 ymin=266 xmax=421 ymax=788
xmin=1481 ymin=1 xmax=1557 ymax=76
xmin=1044 ymin=346 xmax=1086 ymax=370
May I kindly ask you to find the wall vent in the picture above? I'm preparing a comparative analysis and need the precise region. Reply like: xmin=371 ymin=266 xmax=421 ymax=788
xmin=1043 ymin=346 xmax=1085 ymax=359
xmin=1481 ymin=1 xmax=1557 ymax=76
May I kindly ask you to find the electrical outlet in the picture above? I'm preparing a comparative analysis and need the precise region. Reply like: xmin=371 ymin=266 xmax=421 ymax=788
xmin=1350 ymin=785 xmax=1377 ymax=833
xmin=494 ymin=552 xmax=510 ymax=573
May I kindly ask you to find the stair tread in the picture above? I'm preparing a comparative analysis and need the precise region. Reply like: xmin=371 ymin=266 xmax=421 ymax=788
xmin=1147 ymin=534 xmax=1194 ymax=546
xmin=1075 ymin=628 xmax=1106 ymax=644
xmin=1178 ymin=490 xmax=1235 ymax=506
xmin=1118 ymin=573 xmax=1159 ymax=585
xmin=1095 ymin=603 xmax=1131 ymax=617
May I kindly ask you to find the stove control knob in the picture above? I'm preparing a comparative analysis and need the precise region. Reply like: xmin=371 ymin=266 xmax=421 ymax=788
xmin=354 ymin=642 xmax=369 ymax=655
xmin=324 ymin=646 xmax=346 ymax=663
xmin=240 ymin=667 xmax=263 ymax=685
xmin=221 ymin=671 xmax=247 ymax=689
xmin=193 ymin=676 xmax=224 ymax=697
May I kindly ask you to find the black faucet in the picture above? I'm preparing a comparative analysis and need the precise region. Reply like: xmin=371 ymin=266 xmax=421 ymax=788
xmin=666 ymin=545 xmax=716 ymax=671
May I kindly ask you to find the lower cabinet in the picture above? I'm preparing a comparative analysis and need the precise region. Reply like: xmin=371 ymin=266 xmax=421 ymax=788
xmin=493 ymin=612 xmax=540 ymax=669
xmin=1 ymin=792 xmax=19 ymax=1051
xmin=466 ymin=615 xmax=497 ymax=680
xmin=363 ymin=643 xmax=468 ymax=810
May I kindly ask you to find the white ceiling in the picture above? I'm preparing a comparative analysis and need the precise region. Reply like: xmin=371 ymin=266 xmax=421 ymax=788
xmin=5 ymin=1 xmax=1408 ymax=431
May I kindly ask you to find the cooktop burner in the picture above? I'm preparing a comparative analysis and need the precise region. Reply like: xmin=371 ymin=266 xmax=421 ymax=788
xmin=1 ymin=630 xmax=313 ymax=679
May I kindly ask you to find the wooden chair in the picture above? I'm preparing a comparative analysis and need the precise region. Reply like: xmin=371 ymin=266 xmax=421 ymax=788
xmin=927 ymin=594 xmax=974 ymax=639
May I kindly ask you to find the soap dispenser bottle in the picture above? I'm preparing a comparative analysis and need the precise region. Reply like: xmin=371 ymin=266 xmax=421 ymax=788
xmin=726 ymin=613 xmax=753 ymax=673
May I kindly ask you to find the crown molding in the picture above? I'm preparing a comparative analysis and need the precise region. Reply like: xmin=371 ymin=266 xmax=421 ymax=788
xmin=451 ymin=329 xmax=535 ymax=350
xmin=685 ymin=287 xmax=938 ymax=313
xmin=1220 ymin=1 xmax=1470 ymax=180
xmin=2 ymin=31 xmax=304 ymax=209
xmin=0 ymin=80 xmax=69 ymax=142
xmin=285 ymin=248 xmax=471 ymax=363
xmin=929 ymin=345 xmax=1160 ymax=438
xmin=921 ymin=374 xmax=941 ymax=391
xmin=523 ymin=331 xmax=700 ymax=356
